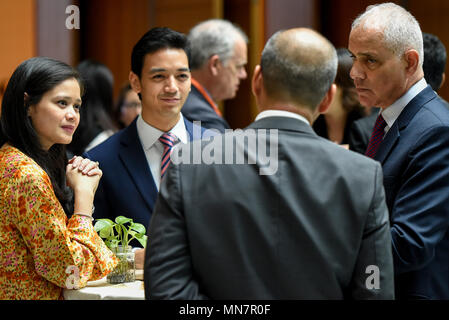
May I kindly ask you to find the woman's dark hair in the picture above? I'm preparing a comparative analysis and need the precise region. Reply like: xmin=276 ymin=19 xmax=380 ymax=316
xmin=67 ymin=60 xmax=116 ymax=156
xmin=335 ymin=48 xmax=363 ymax=112
xmin=0 ymin=57 xmax=84 ymax=215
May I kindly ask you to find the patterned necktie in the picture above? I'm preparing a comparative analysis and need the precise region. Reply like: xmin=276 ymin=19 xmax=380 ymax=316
xmin=365 ymin=114 xmax=387 ymax=158
xmin=159 ymin=132 xmax=177 ymax=179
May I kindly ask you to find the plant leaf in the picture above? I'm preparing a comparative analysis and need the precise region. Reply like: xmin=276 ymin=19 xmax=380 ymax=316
xmin=130 ymin=223 xmax=146 ymax=235
xmin=99 ymin=226 xmax=113 ymax=239
xmin=137 ymin=235 xmax=148 ymax=248
xmin=115 ymin=216 xmax=133 ymax=225
xmin=94 ymin=219 xmax=114 ymax=232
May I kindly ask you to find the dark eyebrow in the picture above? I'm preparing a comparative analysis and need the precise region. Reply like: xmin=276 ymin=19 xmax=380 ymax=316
xmin=149 ymin=67 xmax=190 ymax=73
xmin=150 ymin=68 xmax=166 ymax=73
xmin=55 ymin=95 xmax=82 ymax=104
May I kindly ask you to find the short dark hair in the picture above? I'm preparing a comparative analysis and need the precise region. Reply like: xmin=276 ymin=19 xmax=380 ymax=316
xmin=423 ymin=32 xmax=447 ymax=91
xmin=131 ymin=27 xmax=190 ymax=77
xmin=0 ymin=57 xmax=83 ymax=215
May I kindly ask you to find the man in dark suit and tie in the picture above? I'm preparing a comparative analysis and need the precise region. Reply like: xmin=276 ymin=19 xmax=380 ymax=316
xmin=348 ymin=31 xmax=448 ymax=154
xmin=145 ymin=27 xmax=394 ymax=299
xmin=84 ymin=28 xmax=207 ymax=263
xmin=181 ymin=19 xmax=248 ymax=133
xmin=349 ymin=3 xmax=449 ymax=299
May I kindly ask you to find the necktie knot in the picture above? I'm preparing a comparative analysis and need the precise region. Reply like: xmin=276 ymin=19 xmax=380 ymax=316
xmin=365 ymin=114 xmax=387 ymax=158
xmin=159 ymin=132 xmax=178 ymax=179
xmin=159 ymin=132 xmax=177 ymax=148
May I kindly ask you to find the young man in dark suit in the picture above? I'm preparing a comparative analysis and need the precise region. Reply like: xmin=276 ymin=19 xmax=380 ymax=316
xmin=85 ymin=28 xmax=208 ymax=265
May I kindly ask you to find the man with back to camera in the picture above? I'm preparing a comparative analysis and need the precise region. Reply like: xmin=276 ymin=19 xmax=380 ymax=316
xmin=145 ymin=27 xmax=394 ymax=300
xmin=181 ymin=19 xmax=248 ymax=133
xmin=348 ymin=3 xmax=449 ymax=299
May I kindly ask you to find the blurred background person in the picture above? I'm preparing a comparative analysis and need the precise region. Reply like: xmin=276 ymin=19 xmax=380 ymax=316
xmin=115 ymin=82 xmax=142 ymax=129
xmin=0 ymin=57 xmax=117 ymax=299
xmin=182 ymin=19 xmax=248 ymax=132
xmin=422 ymin=32 xmax=447 ymax=93
xmin=67 ymin=60 xmax=117 ymax=157
xmin=313 ymin=48 xmax=365 ymax=148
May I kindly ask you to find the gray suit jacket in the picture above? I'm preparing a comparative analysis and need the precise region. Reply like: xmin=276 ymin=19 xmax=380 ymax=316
xmin=145 ymin=116 xmax=394 ymax=299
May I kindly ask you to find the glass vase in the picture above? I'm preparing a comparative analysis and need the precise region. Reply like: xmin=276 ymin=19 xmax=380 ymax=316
xmin=107 ymin=246 xmax=136 ymax=284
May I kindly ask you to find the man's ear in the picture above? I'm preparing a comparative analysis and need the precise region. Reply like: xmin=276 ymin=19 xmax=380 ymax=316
xmin=129 ymin=71 xmax=141 ymax=93
xmin=440 ymin=72 xmax=446 ymax=90
xmin=318 ymin=83 xmax=337 ymax=114
xmin=251 ymin=65 xmax=262 ymax=98
xmin=404 ymin=49 xmax=420 ymax=75
xmin=207 ymin=55 xmax=221 ymax=76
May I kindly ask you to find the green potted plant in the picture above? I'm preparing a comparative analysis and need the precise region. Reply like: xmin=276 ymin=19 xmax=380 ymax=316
xmin=94 ymin=216 xmax=147 ymax=284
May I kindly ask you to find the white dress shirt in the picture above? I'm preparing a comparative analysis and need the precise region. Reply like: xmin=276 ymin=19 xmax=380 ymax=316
xmin=136 ymin=114 xmax=188 ymax=189
xmin=255 ymin=109 xmax=310 ymax=125
xmin=381 ymin=78 xmax=428 ymax=135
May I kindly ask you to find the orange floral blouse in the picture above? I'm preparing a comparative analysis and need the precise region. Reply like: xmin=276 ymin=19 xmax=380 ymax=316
xmin=0 ymin=143 xmax=118 ymax=299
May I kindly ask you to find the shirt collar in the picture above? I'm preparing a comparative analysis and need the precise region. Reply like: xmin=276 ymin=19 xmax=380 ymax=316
xmin=255 ymin=109 xmax=310 ymax=126
xmin=136 ymin=113 xmax=188 ymax=151
xmin=381 ymin=78 xmax=427 ymax=129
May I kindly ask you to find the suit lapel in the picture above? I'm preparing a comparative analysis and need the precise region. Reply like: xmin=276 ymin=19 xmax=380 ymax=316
xmin=118 ymin=120 xmax=158 ymax=212
xmin=375 ymin=86 xmax=437 ymax=164
xmin=374 ymin=123 xmax=399 ymax=164
xmin=184 ymin=117 xmax=195 ymax=141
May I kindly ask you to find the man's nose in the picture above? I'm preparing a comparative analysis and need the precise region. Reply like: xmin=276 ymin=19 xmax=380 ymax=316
xmin=350 ymin=62 xmax=365 ymax=81
xmin=164 ymin=76 xmax=177 ymax=93
xmin=239 ymin=67 xmax=247 ymax=79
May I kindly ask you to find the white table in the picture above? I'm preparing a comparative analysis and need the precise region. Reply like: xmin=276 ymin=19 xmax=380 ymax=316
xmin=63 ymin=270 xmax=145 ymax=300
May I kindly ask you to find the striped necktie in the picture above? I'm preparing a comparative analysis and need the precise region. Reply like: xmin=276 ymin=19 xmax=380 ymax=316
xmin=159 ymin=132 xmax=178 ymax=179
xmin=365 ymin=114 xmax=387 ymax=158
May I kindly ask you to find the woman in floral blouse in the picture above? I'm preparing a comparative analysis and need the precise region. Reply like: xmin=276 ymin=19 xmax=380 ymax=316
xmin=0 ymin=57 xmax=118 ymax=299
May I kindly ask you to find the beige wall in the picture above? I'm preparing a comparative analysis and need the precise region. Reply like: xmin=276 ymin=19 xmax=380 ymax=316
xmin=0 ymin=0 xmax=36 ymax=108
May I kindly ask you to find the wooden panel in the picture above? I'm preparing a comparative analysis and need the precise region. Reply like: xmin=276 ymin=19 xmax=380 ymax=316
xmin=154 ymin=0 xmax=222 ymax=33
xmin=321 ymin=0 xmax=400 ymax=48
xmin=407 ymin=0 xmax=449 ymax=101
xmin=37 ymin=0 xmax=79 ymax=66
xmin=79 ymin=0 xmax=152 ymax=97
xmin=265 ymin=0 xmax=319 ymax=39
xmin=224 ymin=0 xmax=263 ymax=129
xmin=0 ymin=0 xmax=36 ymax=98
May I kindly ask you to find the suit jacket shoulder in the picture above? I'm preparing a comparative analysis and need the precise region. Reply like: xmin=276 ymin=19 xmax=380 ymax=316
xmin=182 ymin=85 xmax=230 ymax=133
